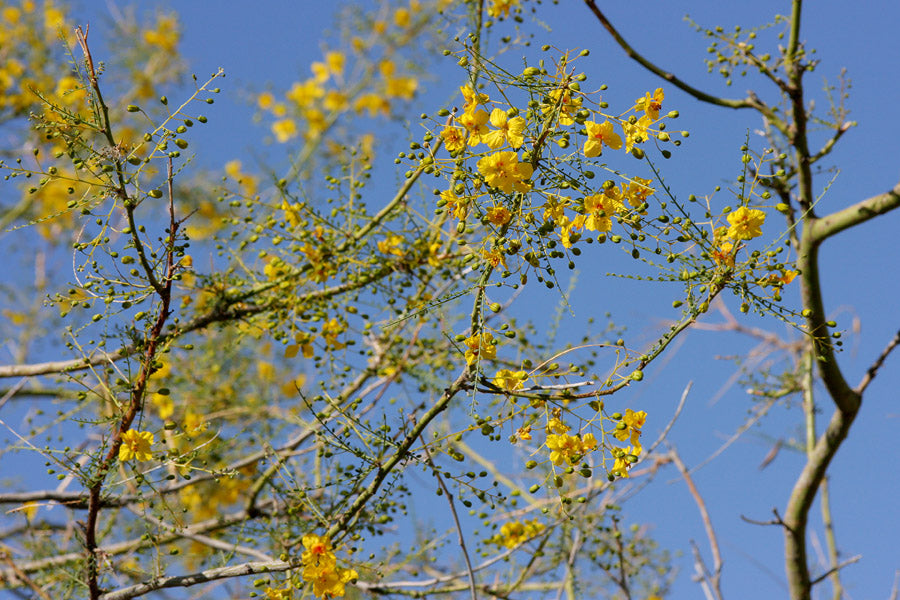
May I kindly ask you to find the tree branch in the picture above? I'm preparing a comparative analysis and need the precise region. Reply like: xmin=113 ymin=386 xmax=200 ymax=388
xmin=856 ymin=328 xmax=900 ymax=395
xmin=811 ymin=182 xmax=900 ymax=242
xmin=582 ymin=0 xmax=766 ymax=111
xmin=670 ymin=449 xmax=723 ymax=600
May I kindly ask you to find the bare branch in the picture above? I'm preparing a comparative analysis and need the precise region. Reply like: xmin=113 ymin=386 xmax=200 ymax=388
xmin=582 ymin=0 xmax=770 ymax=113
xmin=670 ymin=449 xmax=723 ymax=600
xmin=98 ymin=559 xmax=294 ymax=600
xmin=808 ymin=555 xmax=861 ymax=587
xmin=811 ymin=182 xmax=900 ymax=243
xmin=856 ymin=328 xmax=900 ymax=395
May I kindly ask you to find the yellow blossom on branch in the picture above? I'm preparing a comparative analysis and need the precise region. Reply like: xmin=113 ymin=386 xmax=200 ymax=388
xmin=476 ymin=151 xmax=533 ymax=193
xmin=545 ymin=87 xmax=582 ymax=126
xmin=583 ymin=120 xmax=622 ymax=157
xmin=488 ymin=519 xmax=543 ymax=548
xmin=486 ymin=204 xmax=511 ymax=226
xmin=440 ymin=125 xmax=467 ymax=154
xmin=119 ymin=430 xmax=154 ymax=462
xmin=582 ymin=191 xmax=622 ymax=232
xmin=264 ymin=586 xmax=293 ymax=600
xmin=493 ymin=369 xmax=528 ymax=391
xmin=272 ymin=118 xmax=298 ymax=143
xmin=635 ymin=87 xmax=665 ymax=120
xmin=622 ymin=115 xmax=653 ymax=152
xmin=463 ymin=331 xmax=497 ymax=366
xmin=482 ymin=247 xmax=507 ymax=269
xmin=487 ymin=0 xmax=520 ymax=19
xmin=546 ymin=431 xmax=597 ymax=466
xmin=300 ymin=534 xmax=357 ymax=599
xmin=457 ymin=108 xmax=490 ymax=146
xmin=483 ymin=108 xmax=526 ymax=149
xmin=614 ymin=409 xmax=647 ymax=447
xmin=460 ymin=84 xmax=489 ymax=112
xmin=610 ymin=445 xmax=641 ymax=479
xmin=726 ymin=206 xmax=766 ymax=240
xmin=440 ymin=189 xmax=469 ymax=220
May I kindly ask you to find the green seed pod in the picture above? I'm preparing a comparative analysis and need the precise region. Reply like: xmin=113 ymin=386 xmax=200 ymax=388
xmin=148 ymin=189 xmax=163 ymax=198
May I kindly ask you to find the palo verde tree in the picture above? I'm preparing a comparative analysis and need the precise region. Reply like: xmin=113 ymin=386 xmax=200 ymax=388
xmin=0 ymin=1 xmax=897 ymax=600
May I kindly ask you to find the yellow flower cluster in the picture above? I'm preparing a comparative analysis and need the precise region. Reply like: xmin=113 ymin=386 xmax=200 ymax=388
xmin=463 ymin=331 xmax=497 ymax=366
xmin=487 ymin=519 xmax=543 ymax=548
xmin=493 ymin=369 xmax=528 ymax=391
xmin=545 ymin=430 xmax=597 ymax=466
xmin=300 ymin=534 xmax=358 ymax=599
xmin=710 ymin=206 xmax=767 ymax=269
xmin=609 ymin=409 xmax=646 ymax=478
xmin=546 ymin=177 xmax=655 ymax=248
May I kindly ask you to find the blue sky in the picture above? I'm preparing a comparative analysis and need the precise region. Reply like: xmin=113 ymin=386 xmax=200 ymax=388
xmin=10 ymin=1 xmax=900 ymax=598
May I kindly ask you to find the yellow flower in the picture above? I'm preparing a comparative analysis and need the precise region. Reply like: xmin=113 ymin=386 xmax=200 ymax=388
xmin=711 ymin=241 xmax=735 ymax=268
xmin=119 ymin=430 xmax=154 ymax=462
xmin=309 ymin=566 xmax=357 ymax=599
xmin=287 ymin=79 xmax=325 ymax=108
xmin=487 ymin=0 xmax=520 ymax=19
xmin=301 ymin=534 xmax=335 ymax=571
xmin=21 ymin=501 xmax=39 ymax=522
xmin=482 ymin=247 xmax=507 ymax=269
xmin=483 ymin=108 xmax=526 ymax=149
xmin=321 ymin=318 xmax=346 ymax=350
xmin=622 ymin=115 xmax=653 ymax=152
xmin=440 ymin=189 xmax=469 ymax=220
xmin=54 ymin=75 xmax=85 ymax=106
xmin=184 ymin=410 xmax=207 ymax=434
xmin=460 ymin=84 xmax=489 ymax=112
xmin=614 ymin=409 xmax=646 ymax=447
xmin=545 ymin=88 xmax=582 ymax=126
xmin=476 ymin=151 xmax=533 ymax=194
xmin=493 ymin=369 xmax=528 ymax=391
xmin=463 ymin=332 xmax=496 ymax=366
xmin=546 ymin=432 xmax=594 ymax=466
xmin=394 ymin=7 xmax=410 ymax=27
xmin=622 ymin=176 xmax=654 ymax=208
xmin=583 ymin=121 xmax=622 ymax=157
xmin=457 ymin=108 xmax=490 ymax=147
xmin=325 ymin=51 xmax=346 ymax=77
xmin=272 ymin=118 xmax=298 ymax=143
xmin=610 ymin=445 xmax=640 ymax=479
xmin=489 ymin=519 xmax=543 ymax=548
xmin=486 ymin=205 xmax=511 ymax=226
xmin=582 ymin=192 xmax=621 ymax=232
xmin=264 ymin=586 xmax=293 ymax=600
xmin=151 ymin=392 xmax=174 ymax=420
xmin=542 ymin=195 xmax=570 ymax=222
xmin=635 ymin=87 xmax=665 ymax=120
xmin=726 ymin=206 xmax=766 ymax=240
xmin=546 ymin=418 xmax=570 ymax=434
xmin=142 ymin=14 xmax=178 ymax=52
xmin=380 ymin=60 xmax=417 ymax=100
xmin=323 ymin=90 xmax=348 ymax=112
xmin=354 ymin=93 xmax=390 ymax=116
xmin=377 ymin=234 xmax=404 ymax=256
xmin=440 ymin=125 xmax=467 ymax=154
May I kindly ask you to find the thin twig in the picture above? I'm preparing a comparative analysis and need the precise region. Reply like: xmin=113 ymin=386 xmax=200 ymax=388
xmin=808 ymin=555 xmax=861 ymax=587
xmin=670 ymin=448 xmax=723 ymax=600
xmin=856 ymin=327 xmax=900 ymax=394
xmin=419 ymin=434 xmax=478 ymax=600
